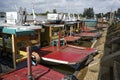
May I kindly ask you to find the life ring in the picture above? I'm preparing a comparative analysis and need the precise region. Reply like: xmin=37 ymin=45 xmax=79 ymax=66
xmin=31 ymin=52 xmax=41 ymax=65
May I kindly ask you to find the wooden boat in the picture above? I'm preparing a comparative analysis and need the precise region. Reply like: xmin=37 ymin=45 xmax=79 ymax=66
xmin=39 ymin=22 xmax=98 ymax=65
xmin=40 ymin=45 xmax=97 ymax=65
xmin=75 ymin=20 xmax=102 ymax=40
xmin=0 ymin=46 xmax=66 ymax=80
xmin=40 ymin=31 xmax=97 ymax=65
xmin=0 ymin=25 xmax=68 ymax=80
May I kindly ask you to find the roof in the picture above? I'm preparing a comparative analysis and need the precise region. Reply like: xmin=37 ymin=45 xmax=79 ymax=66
xmin=43 ymin=24 xmax=64 ymax=27
xmin=0 ymin=24 xmax=42 ymax=36
xmin=83 ymin=19 xmax=97 ymax=22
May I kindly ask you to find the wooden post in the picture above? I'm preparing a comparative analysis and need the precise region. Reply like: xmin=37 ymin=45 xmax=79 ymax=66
xmin=27 ymin=46 xmax=34 ymax=80
xmin=82 ymin=21 xmax=84 ymax=31
xmin=37 ymin=29 xmax=41 ymax=45
xmin=77 ymin=22 xmax=79 ymax=32
xmin=12 ymin=34 xmax=17 ymax=69
xmin=70 ymin=26 xmax=73 ymax=36
xmin=49 ymin=26 xmax=52 ymax=44
xmin=58 ymin=31 xmax=60 ymax=50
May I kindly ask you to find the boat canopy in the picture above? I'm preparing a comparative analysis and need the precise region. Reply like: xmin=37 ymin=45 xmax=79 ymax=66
xmin=82 ymin=19 xmax=97 ymax=22
xmin=0 ymin=25 xmax=42 ymax=36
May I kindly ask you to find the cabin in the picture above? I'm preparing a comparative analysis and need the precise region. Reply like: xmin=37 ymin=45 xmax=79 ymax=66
xmin=0 ymin=24 xmax=42 ymax=71
xmin=83 ymin=19 xmax=97 ymax=28
xmin=64 ymin=21 xmax=82 ymax=35
xmin=40 ymin=23 xmax=64 ymax=47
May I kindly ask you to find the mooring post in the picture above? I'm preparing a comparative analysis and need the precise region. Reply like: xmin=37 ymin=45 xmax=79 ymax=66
xmin=27 ymin=46 xmax=34 ymax=80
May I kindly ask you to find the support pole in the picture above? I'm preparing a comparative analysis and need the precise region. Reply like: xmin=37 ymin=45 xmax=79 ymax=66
xmin=27 ymin=46 xmax=34 ymax=80
xmin=58 ymin=31 xmax=60 ymax=50
xmin=82 ymin=21 xmax=84 ymax=31
xmin=12 ymin=34 xmax=17 ymax=69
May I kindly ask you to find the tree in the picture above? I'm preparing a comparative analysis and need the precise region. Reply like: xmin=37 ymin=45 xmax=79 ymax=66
xmin=116 ymin=8 xmax=120 ymax=17
xmin=53 ymin=9 xmax=57 ymax=13
xmin=83 ymin=8 xmax=94 ymax=19
xmin=96 ymin=13 xmax=103 ymax=18
xmin=104 ymin=12 xmax=111 ymax=19
xmin=45 ymin=11 xmax=49 ymax=15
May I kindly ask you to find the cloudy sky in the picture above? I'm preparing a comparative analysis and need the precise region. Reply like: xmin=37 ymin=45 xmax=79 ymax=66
xmin=0 ymin=0 xmax=120 ymax=14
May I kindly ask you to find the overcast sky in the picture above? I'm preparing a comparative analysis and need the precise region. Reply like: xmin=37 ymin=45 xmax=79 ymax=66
xmin=0 ymin=0 xmax=120 ymax=14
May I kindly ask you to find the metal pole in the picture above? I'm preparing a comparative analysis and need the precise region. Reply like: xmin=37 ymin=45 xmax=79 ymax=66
xmin=27 ymin=46 xmax=34 ymax=80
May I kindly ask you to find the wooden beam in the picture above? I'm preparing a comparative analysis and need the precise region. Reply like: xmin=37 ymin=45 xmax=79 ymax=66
xmin=49 ymin=26 xmax=52 ymax=43
xmin=12 ymin=34 xmax=17 ymax=69
xmin=70 ymin=26 xmax=73 ymax=36
xmin=37 ymin=29 xmax=41 ymax=44
xmin=77 ymin=22 xmax=79 ymax=30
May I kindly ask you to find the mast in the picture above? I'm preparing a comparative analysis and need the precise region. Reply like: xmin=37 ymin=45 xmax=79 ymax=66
xmin=32 ymin=2 xmax=36 ymax=23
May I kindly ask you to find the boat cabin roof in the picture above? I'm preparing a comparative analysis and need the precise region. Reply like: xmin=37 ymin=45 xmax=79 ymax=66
xmin=0 ymin=24 xmax=42 ymax=36
xmin=82 ymin=19 xmax=97 ymax=22
xmin=43 ymin=24 xmax=64 ymax=28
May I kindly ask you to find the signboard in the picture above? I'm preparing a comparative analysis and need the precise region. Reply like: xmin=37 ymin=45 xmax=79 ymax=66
xmin=6 ymin=12 xmax=18 ymax=24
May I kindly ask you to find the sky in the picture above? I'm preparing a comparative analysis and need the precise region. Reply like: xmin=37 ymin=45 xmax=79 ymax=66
xmin=0 ymin=0 xmax=120 ymax=14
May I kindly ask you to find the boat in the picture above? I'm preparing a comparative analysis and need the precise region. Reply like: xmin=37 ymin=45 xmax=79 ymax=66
xmin=74 ymin=19 xmax=102 ymax=40
xmin=0 ymin=10 xmax=78 ymax=80
xmin=0 ymin=46 xmax=66 ymax=80
xmin=39 ymin=31 xmax=97 ymax=65
xmin=0 ymin=24 xmax=71 ymax=80
xmin=40 ymin=44 xmax=97 ymax=65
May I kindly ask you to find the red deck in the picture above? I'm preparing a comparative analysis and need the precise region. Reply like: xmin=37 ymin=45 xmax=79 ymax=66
xmin=39 ymin=46 xmax=97 ymax=64
xmin=1 ymin=65 xmax=64 ymax=80
xmin=61 ymin=45 xmax=97 ymax=55
xmin=81 ymin=27 xmax=96 ymax=32
xmin=64 ymin=36 xmax=80 ymax=42
xmin=75 ymin=32 xmax=100 ymax=37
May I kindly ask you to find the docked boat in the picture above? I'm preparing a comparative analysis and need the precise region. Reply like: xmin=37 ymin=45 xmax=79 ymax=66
xmin=75 ymin=19 xmax=102 ymax=40
xmin=0 ymin=46 xmax=66 ymax=80
xmin=0 ymin=11 xmax=69 ymax=80
xmin=40 ymin=44 xmax=97 ymax=65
